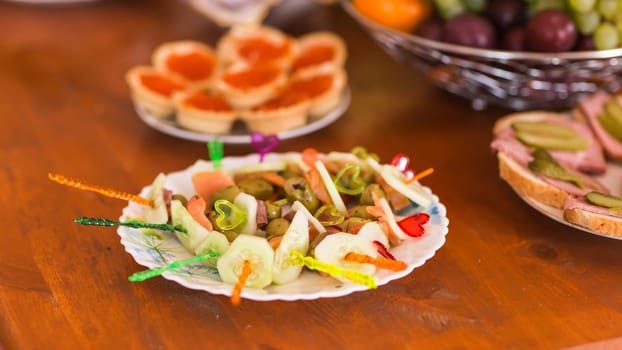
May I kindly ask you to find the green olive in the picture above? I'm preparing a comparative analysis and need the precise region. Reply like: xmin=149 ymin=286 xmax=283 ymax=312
xmin=284 ymin=177 xmax=319 ymax=213
xmin=223 ymin=230 xmax=240 ymax=243
xmin=341 ymin=217 xmax=370 ymax=233
xmin=359 ymin=183 xmax=385 ymax=205
xmin=172 ymin=194 xmax=188 ymax=207
xmin=210 ymin=185 xmax=240 ymax=206
xmin=265 ymin=201 xmax=282 ymax=220
xmin=279 ymin=170 xmax=302 ymax=179
xmin=265 ymin=218 xmax=290 ymax=239
xmin=349 ymin=205 xmax=374 ymax=219
xmin=238 ymin=178 xmax=274 ymax=200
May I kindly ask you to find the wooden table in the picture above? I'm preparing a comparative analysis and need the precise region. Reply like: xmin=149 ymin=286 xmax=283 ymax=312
xmin=2 ymin=1 xmax=621 ymax=349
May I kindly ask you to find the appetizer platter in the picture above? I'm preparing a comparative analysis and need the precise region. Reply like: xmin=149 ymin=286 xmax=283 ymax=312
xmin=491 ymin=90 xmax=622 ymax=239
xmin=126 ymin=25 xmax=350 ymax=143
xmin=55 ymin=148 xmax=448 ymax=303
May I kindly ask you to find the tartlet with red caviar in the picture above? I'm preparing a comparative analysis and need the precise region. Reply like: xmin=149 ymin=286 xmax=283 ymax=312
xmin=215 ymin=62 xmax=288 ymax=110
xmin=126 ymin=66 xmax=188 ymax=118
xmin=152 ymin=40 xmax=218 ymax=90
xmin=289 ymin=66 xmax=347 ymax=118
xmin=291 ymin=32 xmax=347 ymax=75
xmin=174 ymin=89 xmax=238 ymax=134
xmin=217 ymin=25 xmax=297 ymax=69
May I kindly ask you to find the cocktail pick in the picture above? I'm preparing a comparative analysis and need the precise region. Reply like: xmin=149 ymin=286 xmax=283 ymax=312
xmin=73 ymin=217 xmax=187 ymax=233
xmin=390 ymin=153 xmax=414 ymax=181
xmin=313 ymin=205 xmax=345 ymax=226
xmin=405 ymin=167 xmax=434 ymax=184
xmin=213 ymin=200 xmax=246 ymax=230
xmin=372 ymin=240 xmax=396 ymax=260
xmin=397 ymin=212 xmax=430 ymax=237
xmin=351 ymin=146 xmax=379 ymax=162
xmin=290 ymin=251 xmax=377 ymax=289
xmin=231 ymin=260 xmax=252 ymax=306
xmin=49 ymin=173 xmax=154 ymax=207
xmin=250 ymin=132 xmax=280 ymax=162
xmin=128 ymin=252 xmax=219 ymax=282
xmin=333 ymin=164 xmax=365 ymax=195
xmin=344 ymin=252 xmax=407 ymax=272
xmin=207 ymin=139 xmax=224 ymax=169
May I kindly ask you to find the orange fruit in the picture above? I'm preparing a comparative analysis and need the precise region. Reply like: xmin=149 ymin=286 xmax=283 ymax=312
xmin=353 ymin=0 xmax=432 ymax=33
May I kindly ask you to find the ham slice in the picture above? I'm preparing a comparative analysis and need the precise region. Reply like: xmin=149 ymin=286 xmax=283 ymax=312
xmin=192 ymin=169 xmax=235 ymax=203
xmin=564 ymin=196 xmax=622 ymax=219
xmin=578 ymin=90 xmax=622 ymax=160
xmin=490 ymin=116 xmax=606 ymax=174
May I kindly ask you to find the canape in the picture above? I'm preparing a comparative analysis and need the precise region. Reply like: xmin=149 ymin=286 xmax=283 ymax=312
xmin=291 ymin=32 xmax=347 ymax=75
xmin=289 ymin=66 xmax=347 ymax=118
xmin=217 ymin=25 xmax=297 ymax=68
xmin=125 ymin=66 xmax=188 ymax=118
xmin=152 ymin=40 xmax=218 ymax=89
xmin=240 ymin=86 xmax=311 ymax=134
xmin=215 ymin=62 xmax=288 ymax=109
xmin=174 ymin=88 xmax=238 ymax=134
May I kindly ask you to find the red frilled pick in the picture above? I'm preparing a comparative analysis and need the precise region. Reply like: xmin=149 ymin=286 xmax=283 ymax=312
xmin=390 ymin=153 xmax=414 ymax=180
xmin=397 ymin=213 xmax=430 ymax=237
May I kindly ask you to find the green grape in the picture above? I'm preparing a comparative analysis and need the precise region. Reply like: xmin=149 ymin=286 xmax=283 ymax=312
xmin=569 ymin=0 xmax=597 ymax=13
xmin=596 ymin=0 xmax=617 ymax=20
xmin=527 ymin=0 xmax=565 ymax=15
xmin=434 ymin=0 xmax=466 ymax=19
xmin=463 ymin=0 xmax=487 ymax=12
xmin=573 ymin=11 xmax=601 ymax=35
xmin=594 ymin=22 xmax=620 ymax=49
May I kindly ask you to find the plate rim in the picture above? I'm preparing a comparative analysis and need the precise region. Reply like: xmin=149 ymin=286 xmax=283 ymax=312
xmin=135 ymin=88 xmax=351 ymax=144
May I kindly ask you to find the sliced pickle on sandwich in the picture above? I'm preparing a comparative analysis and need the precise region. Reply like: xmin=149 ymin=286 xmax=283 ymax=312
xmin=598 ymin=100 xmax=622 ymax=142
xmin=512 ymin=121 xmax=588 ymax=151
xmin=528 ymin=149 xmax=584 ymax=188
xmin=585 ymin=192 xmax=622 ymax=209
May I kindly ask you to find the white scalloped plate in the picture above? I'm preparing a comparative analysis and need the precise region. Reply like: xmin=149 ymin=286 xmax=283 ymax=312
xmin=135 ymin=89 xmax=350 ymax=144
xmin=117 ymin=152 xmax=449 ymax=301
xmin=513 ymin=161 xmax=622 ymax=240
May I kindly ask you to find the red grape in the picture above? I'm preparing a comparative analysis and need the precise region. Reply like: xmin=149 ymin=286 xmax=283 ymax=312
xmin=443 ymin=13 xmax=497 ymax=49
xmin=485 ymin=0 xmax=527 ymax=30
xmin=524 ymin=9 xmax=577 ymax=52
xmin=501 ymin=27 xmax=526 ymax=50
xmin=415 ymin=17 xmax=445 ymax=41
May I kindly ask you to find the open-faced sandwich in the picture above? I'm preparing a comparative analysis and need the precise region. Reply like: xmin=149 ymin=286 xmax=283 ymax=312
xmin=491 ymin=90 xmax=622 ymax=238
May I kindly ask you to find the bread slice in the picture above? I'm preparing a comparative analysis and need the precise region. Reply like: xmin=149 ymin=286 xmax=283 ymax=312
xmin=564 ymin=207 xmax=622 ymax=238
xmin=497 ymin=152 xmax=571 ymax=209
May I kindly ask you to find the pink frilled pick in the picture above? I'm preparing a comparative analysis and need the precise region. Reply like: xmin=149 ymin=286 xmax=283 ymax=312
xmin=390 ymin=153 xmax=414 ymax=180
xmin=251 ymin=132 xmax=280 ymax=162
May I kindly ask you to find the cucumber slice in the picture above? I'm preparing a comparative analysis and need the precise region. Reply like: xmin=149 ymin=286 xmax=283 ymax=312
xmin=585 ymin=191 xmax=622 ymax=208
xmin=232 ymin=160 xmax=286 ymax=174
xmin=515 ymin=130 xmax=589 ymax=151
xmin=217 ymin=235 xmax=274 ymax=289
xmin=194 ymin=231 xmax=230 ymax=269
xmin=272 ymin=210 xmax=309 ymax=285
xmin=512 ymin=121 xmax=580 ymax=138
xmin=314 ymin=232 xmax=377 ymax=282
xmin=143 ymin=173 xmax=168 ymax=224
xmin=170 ymin=200 xmax=211 ymax=253
xmin=233 ymin=192 xmax=258 ymax=236
xmin=597 ymin=112 xmax=622 ymax=142
xmin=314 ymin=160 xmax=347 ymax=214
xmin=356 ymin=222 xmax=389 ymax=248
xmin=380 ymin=165 xmax=432 ymax=208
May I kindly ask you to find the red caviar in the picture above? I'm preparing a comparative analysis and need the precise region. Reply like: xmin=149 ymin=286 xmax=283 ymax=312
xmin=289 ymin=74 xmax=333 ymax=98
xmin=140 ymin=73 xmax=185 ymax=97
xmin=183 ymin=91 xmax=232 ymax=112
xmin=292 ymin=44 xmax=335 ymax=71
xmin=238 ymin=37 xmax=291 ymax=64
xmin=165 ymin=51 xmax=215 ymax=81
xmin=222 ymin=66 xmax=281 ymax=90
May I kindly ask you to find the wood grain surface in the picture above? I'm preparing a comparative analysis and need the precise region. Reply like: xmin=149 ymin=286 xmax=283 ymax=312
xmin=1 ymin=1 xmax=621 ymax=349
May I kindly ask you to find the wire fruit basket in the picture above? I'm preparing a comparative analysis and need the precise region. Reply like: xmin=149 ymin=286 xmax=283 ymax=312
xmin=341 ymin=0 xmax=622 ymax=111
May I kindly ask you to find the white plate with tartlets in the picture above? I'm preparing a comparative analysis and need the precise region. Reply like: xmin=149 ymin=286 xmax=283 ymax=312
xmin=135 ymin=88 xmax=351 ymax=144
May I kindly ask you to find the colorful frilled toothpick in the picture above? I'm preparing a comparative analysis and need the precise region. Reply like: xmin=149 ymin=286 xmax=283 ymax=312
xmin=250 ymin=132 xmax=280 ymax=162
xmin=49 ymin=173 xmax=154 ymax=207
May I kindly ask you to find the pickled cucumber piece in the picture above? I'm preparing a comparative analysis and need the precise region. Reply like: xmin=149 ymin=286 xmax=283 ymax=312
xmin=143 ymin=173 xmax=169 ymax=224
xmin=170 ymin=200 xmax=211 ymax=253
xmin=585 ymin=191 xmax=622 ymax=208
xmin=597 ymin=112 xmax=622 ymax=142
xmin=217 ymin=235 xmax=274 ymax=289
xmin=194 ymin=231 xmax=230 ymax=269
xmin=604 ymin=100 xmax=622 ymax=124
xmin=512 ymin=121 xmax=582 ymax=138
xmin=515 ymin=130 xmax=588 ymax=151
xmin=314 ymin=232 xmax=377 ymax=282
xmin=272 ymin=210 xmax=309 ymax=285
xmin=528 ymin=149 xmax=584 ymax=188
